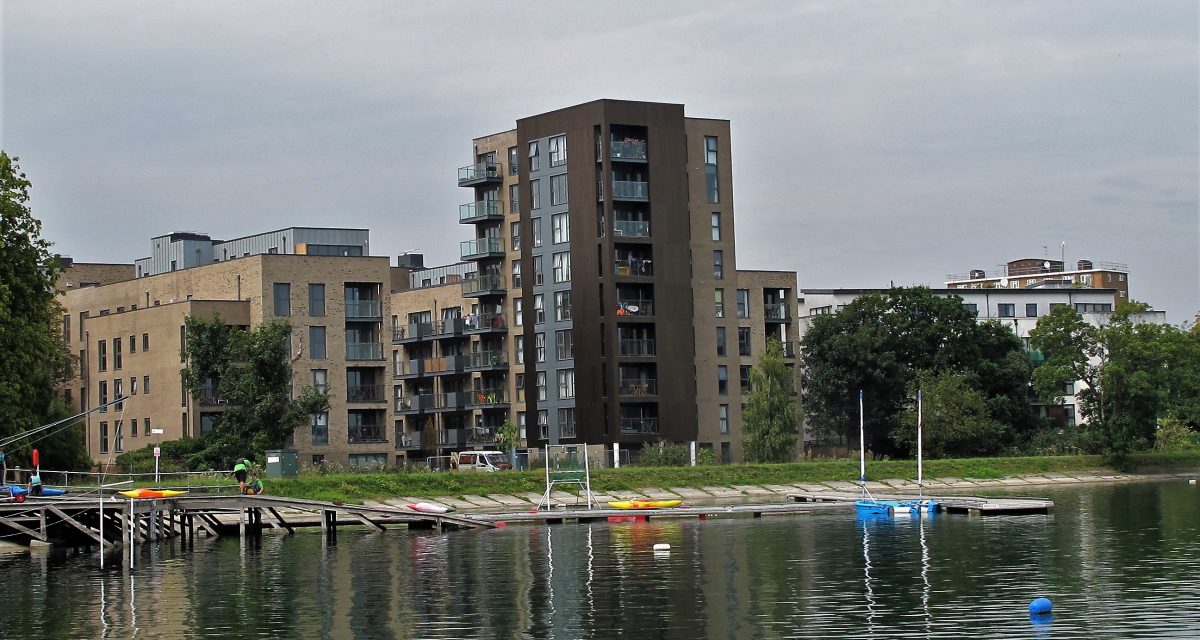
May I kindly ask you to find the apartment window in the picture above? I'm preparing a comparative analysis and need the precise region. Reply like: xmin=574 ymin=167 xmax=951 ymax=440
xmin=114 ymin=378 xmax=123 ymax=411
xmin=548 ymin=134 xmax=566 ymax=167
xmin=704 ymin=136 xmax=719 ymax=203
xmin=557 ymin=369 xmax=575 ymax=399
xmin=508 ymin=146 xmax=518 ymax=175
xmin=514 ymin=298 xmax=523 ymax=326
xmin=1075 ymin=303 xmax=1112 ymax=313
xmin=311 ymin=412 xmax=329 ymax=445
xmin=554 ymin=290 xmax=572 ymax=321
xmin=716 ymin=327 xmax=727 ymax=356
xmin=311 ymin=369 xmax=328 ymax=394
xmin=963 ymin=303 xmax=979 ymax=316
xmin=536 ymin=371 xmax=547 ymax=401
xmin=99 ymin=422 xmax=109 ymax=454
xmin=309 ymin=283 xmax=326 ymax=316
xmin=534 ymin=294 xmax=545 ymax=324
xmin=1064 ymin=404 xmax=1077 ymax=427
xmin=181 ymin=378 xmax=188 ymax=406
xmin=556 ymin=329 xmax=574 ymax=360
xmin=530 ymin=179 xmax=541 ymax=210
xmin=998 ymin=303 xmax=1016 ymax=318
xmin=130 ymin=376 xmax=137 ymax=395
xmin=550 ymin=174 xmax=568 ymax=206
xmin=537 ymin=410 xmax=549 ymax=439
xmin=535 ymin=332 xmax=546 ymax=363
xmin=740 ymin=365 xmax=752 ymax=392
xmin=718 ymin=365 xmax=728 ymax=395
xmin=515 ymin=335 xmax=525 ymax=365
xmin=182 ymin=412 xmax=189 ymax=438
xmin=532 ymin=218 xmax=543 ymax=249
xmin=517 ymin=411 xmax=527 ymax=439
xmin=711 ymin=212 xmax=721 ymax=241
xmin=129 ymin=335 xmax=137 ymax=353
xmin=528 ymin=141 xmax=540 ymax=172
xmin=512 ymin=261 xmax=522 ymax=288
xmin=738 ymin=327 xmax=752 ymax=356
xmin=1026 ymin=303 xmax=1038 ymax=318
xmin=719 ymin=404 xmax=729 ymax=434
xmin=552 ymin=212 xmax=570 ymax=243
xmin=273 ymin=283 xmax=291 ymax=316
xmin=553 ymin=252 xmax=571 ymax=283
xmin=559 ymin=408 xmax=576 ymax=438
xmin=736 ymin=289 xmax=750 ymax=318
xmin=142 ymin=333 xmax=150 ymax=351
xmin=143 ymin=375 xmax=150 ymax=395
xmin=310 ymin=326 xmax=327 ymax=359
xmin=114 ymin=421 xmax=123 ymax=453
xmin=715 ymin=289 xmax=725 ymax=318
xmin=533 ymin=256 xmax=544 ymax=284
xmin=510 ymin=220 xmax=521 ymax=249
xmin=113 ymin=338 xmax=122 ymax=370
xmin=1062 ymin=381 xmax=1076 ymax=396
xmin=98 ymin=340 xmax=107 ymax=371
xmin=143 ymin=417 xmax=150 ymax=437
xmin=99 ymin=380 xmax=108 ymax=412
xmin=713 ymin=250 xmax=724 ymax=279
xmin=79 ymin=311 xmax=87 ymax=340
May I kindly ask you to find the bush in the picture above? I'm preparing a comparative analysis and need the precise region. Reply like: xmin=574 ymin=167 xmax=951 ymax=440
xmin=634 ymin=440 xmax=716 ymax=467
xmin=1155 ymin=420 xmax=1199 ymax=452
xmin=114 ymin=438 xmax=209 ymax=473
xmin=1022 ymin=426 xmax=1105 ymax=456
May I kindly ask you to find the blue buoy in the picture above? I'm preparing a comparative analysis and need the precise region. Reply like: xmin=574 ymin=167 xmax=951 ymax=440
xmin=1028 ymin=597 xmax=1053 ymax=615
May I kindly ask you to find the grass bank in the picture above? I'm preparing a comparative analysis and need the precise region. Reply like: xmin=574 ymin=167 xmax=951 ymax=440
xmin=262 ymin=450 xmax=1200 ymax=504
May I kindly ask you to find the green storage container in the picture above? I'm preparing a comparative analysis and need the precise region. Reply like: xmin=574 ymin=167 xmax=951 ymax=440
xmin=265 ymin=449 xmax=299 ymax=478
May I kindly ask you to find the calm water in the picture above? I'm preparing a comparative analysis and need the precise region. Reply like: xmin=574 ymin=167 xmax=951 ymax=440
xmin=1 ymin=480 xmax=1198 ymax=639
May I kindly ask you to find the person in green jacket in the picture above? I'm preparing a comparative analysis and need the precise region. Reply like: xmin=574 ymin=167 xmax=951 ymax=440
xmin=233 ymin=458 xmax=250 ymax=494
xmin=245 ymin=475 xmax=264 ymax=495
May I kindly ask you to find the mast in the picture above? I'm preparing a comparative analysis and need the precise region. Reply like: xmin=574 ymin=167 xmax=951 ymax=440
xmin=917 ymin=389 xmax=924 ymax=497
xmin=859 ymin=390 xmax=866 ymax=486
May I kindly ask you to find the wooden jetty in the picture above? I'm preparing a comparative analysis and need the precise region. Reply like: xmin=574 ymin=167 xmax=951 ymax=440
xmin=0 ymin=494 xmax=493 ymax=549
xmin=787 ymin=491 xmax=1054 ymax=516
xmin=483 ymin=501 xmax=848 ymax=525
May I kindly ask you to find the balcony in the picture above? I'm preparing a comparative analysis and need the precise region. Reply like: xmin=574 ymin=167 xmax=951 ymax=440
xmin=780 ymin=341 xmax=797 ymax=358
xmin=348 ymin=423 xmax=386 ymax=444
xmin=465 ymin=312 xmax=508 ymax=333
xmin=613 ymin=219 xmax=650 ymax=239
xmin=198 ymin=392 xmax=228 ymax=407
xmin=426 ymin=355 xmax=466 ymax=376
xmin=459 ymin=200 xmax=504 ymax=224
xmin=616 ymin=298 xmax=654 ymax=317
xmin=458 ymin=161 xmax=502 ymax=187
xmin=345 ymin=299 xmax=382 ymax=319
xmin=764 ymin=303 xmax=791 ymax=322
xmin=462 ymin=274 xmax=507 ymax=298
xmin=393 ymin=322 xmax=433 ymax=343
xmin=460 ymin=237 xmax=505 ymax=260
xmin=395 ymin=429 xmax=421 ymax=450
xmin=437 ymin=427 xmax=465 ymax=447
xmin=618 ymin=379 xmax=658 ymax=397
xmin=467 ymin=426 xmax=498 ymax=445
xmin=466 ymin=388 xmax=508 ymax=408
xmin=612 ymin=180 xmax=648 ymax=201
xmin=610 ymin=140 xmax=647 ymax=162
xmin=432 ymin=318 xmax=465 ymax=339
xmin=431 ymin=391 xmax=470 ymax=412
xmin=347 ymin=384 xmax=385 ymax=403
xmin=465 ymin=350 xmax=508 ymax=372
xmin=614 ymin=258 xmax=653 ymax=278
xmin=393 ymin=358 xmax=426 ymax=379
xmin=396 ymin=394 xmax=434 ymax=414
xmin=618 ymin=339 xmax=656 ymax=357
xmin=346 ymin=342 xmax=384 ymax=361
xmin=619 ymin=417 xmax=659 ymax=435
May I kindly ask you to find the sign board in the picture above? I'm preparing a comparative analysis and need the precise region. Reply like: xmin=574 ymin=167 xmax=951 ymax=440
xmin=153 ymin=447 xmax=161 ymax=458
xmin=267 ymin=455 xmax=280 ymax=464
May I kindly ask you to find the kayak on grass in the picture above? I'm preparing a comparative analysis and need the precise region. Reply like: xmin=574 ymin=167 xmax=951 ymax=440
xmin=118 ymin=489 xmax=189 ymax=499
xmin=607 ymin=499 xmax=683 ymax=510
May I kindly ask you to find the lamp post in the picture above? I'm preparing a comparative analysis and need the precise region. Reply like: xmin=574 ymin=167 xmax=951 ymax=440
xmin=150 ymin=428 xmax=164 ymax=483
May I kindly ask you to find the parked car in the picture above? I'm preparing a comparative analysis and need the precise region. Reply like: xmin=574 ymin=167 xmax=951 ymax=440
xmin=451 ymin=450 xmax=512 ymax=472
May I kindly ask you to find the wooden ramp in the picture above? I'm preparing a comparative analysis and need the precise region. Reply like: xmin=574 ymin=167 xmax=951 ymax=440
xmin=787 ymin=491 xmax=1053 ymax=516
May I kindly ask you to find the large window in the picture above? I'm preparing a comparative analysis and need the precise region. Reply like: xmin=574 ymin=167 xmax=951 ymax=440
xmin=715 ymin=289 xmax=725 ymax=318
xmin=113 ymin=337 xmax=122 ymax=370
xmin=530 ymin=179 xmax=541 ymax=210
xmin=309 ymin=283 xmax=326 ymax=316
xmin=310 ymin=326 xmax=327 ymax=359
xmin=718 ymin=365 xmax=728 ymax=395
xmin=516 ymin=335 xmax=525 ymax=364
xmin=719 ymin=404 xmax=729 ymax=434
xmin=534 ymin=294 xmax=545 ymax=324
xmin=554 ymin=290 xmax=572 ymax=321
xmin=311 ymin=412 xmax=329 ymax=445
xmin=740 ymin=365 xmax=752 ymax=392
xmin=1026 ymin=303 xmax=1038 ymax=317
xmin=99 ymin=421 xmax=109 ymax=454
xmin=273 ymin=283 xmax=291 ymax=316
xmin=553 ymin=252 xmax=571 ymax=283
xmin=510 ymin=220 xmax=520 ymax=248
xmin=558 ymin=408 xmax=576 ymax=438
xmin=716 ymin=327 xmax=727 ymax=356
xmin=713 ymin=250 xmax=724 ymax=279
xmin=550 ymin=174 xmax=568 ymax=206
xmin=532 ymin=217 xmax=543 ymax=247
xmin=556 ymin=329 xmax=573 ymax=360
xmin=528 ymin=141 xmax=540 ymax=172
xmin=738 ymin=327 xmax=751 ymax=356
xmin=548 ymin=134 xmax=566 ymax=167
xmin=512 ymin=260 xmax=522 ymax=288
xmin=514 ymin=298 xmax=523 ymax=326
xmin=535 ymin=332 xmax=546 ymax=363
xmin=557 ymin=369 xmax=575 ymax=399
xmin=113 ymin=421 xmax=123 ymax=453
xmin=736 ymin=289 xmax=750 ymax=318
xmin=552 ymin=212 xmax=570 ymax=244
xmin=311 ymin=369 xmax=328 ymax=394
xmin=998 ymin=303 xmax=1016 ymax=318
xmin=98 ymin=340 xmax=107 ymax=372
xmin=711 ymin=212 xmax=721 ymax=241
xmin=536 ymin=371 xmax=547 ymax=401
xmin=704 ymin=136 xmax=719 ymax=203
xmin=508 ymin=146 xmax=518 ymax=175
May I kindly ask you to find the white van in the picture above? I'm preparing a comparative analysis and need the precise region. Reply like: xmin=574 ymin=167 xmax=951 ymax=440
xmin=451 ymin=450 xmax=513 ymax=472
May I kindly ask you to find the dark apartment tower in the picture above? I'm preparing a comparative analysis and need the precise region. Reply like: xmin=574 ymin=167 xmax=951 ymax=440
xmin=514 ymin=100 xmax=699 ymax=448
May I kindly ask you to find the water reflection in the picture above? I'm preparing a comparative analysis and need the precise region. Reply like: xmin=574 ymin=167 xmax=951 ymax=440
xmin=1 ymin=481 xmax=1198 ymax=638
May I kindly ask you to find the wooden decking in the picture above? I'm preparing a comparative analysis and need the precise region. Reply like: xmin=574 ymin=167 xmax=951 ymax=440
xmin=481 ymin=501 xmax=847 ymax=525
xmin=787 ymin=491 xmax=1054 ymax=515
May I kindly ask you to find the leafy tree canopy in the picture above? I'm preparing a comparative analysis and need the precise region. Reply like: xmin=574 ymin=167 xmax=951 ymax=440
xmin=743 ymin=338 xmax=801 ymax=462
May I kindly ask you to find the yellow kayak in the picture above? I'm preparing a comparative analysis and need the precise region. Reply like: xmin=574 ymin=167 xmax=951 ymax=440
xmin=119 ymin=489 xmax=189 ymax=499
xmin=607 ymin=499 xmax=682 ymax=510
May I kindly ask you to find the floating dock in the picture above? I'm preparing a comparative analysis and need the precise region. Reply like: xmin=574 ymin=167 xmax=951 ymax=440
xmin=481 ymin=501 xmax=848 ymax=525
xmin=787 ymin=491 xmax=1054 ymax=516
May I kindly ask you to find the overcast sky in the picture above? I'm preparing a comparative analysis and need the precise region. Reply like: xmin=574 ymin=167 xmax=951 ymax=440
xmin=3 ymin=1 xmax=1197 ymax=322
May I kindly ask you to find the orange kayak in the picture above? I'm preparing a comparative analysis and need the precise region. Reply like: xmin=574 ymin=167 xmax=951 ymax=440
xmin=607 ymin=500 xmax=682 ymax=510
xmin=119 ymin=489 xmax=188 ymax=499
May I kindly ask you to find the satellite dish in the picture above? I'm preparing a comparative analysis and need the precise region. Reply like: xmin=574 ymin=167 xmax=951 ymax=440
xmin=1043 ymin=261 xmax=1051 ymax=269
xmin=626 ymin=305 xmax=639 ymax=313
xmin=999 ymin=278 xmax=1009 ymax=287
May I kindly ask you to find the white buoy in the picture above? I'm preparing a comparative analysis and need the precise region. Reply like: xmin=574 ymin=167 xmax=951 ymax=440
xmin=653 ymin=543 xmax=671 ymax=551
xmin=1189 ymin=479 xmax=1196 ymax=485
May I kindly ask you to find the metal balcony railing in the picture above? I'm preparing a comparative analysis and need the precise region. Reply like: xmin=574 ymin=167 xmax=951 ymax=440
xmin=438 ymin=428 xmax=465 ymax=446
xmin=619 ymin=417 xmax=659 ymax=435
xmin=466 ymin=388 xmax=507 ymax=407
xmin=763 ymin=303 xmax=790 ymax=321
xmin=459 ymin=200 xmax=504 ymax=223
xmin=465 ymin=312 xmax=507 ymax=332
xmin=394 ymin=430 xmax=420 ymax=449
xmin=348 ymin=424 xmax=386 ymax=444
xmin=614 ymin=258 xmax=653 ymax=277
xmin=618 ymin=339 xmax=656 ymax=357
xmin=347 ymin=384 xmax=385 ymax=403
xmin=393 ymin=322 xmax=433 ymax=342
xmin=344 ymin=299 xmax=381 ymax=318
xmin=467 ymin=427 xmax=497 ymax=444
xmin=346 ymin=342 xmax=383 ymax=360
xmin=616 ymin=299 xmax=654 ymax=317
xmin=612 ymin=180 xmax=648 ymax=200
xmin=613 ymin=219 xmax=650 ymax=238
xmin=618 ymin=379 xmax=658 ymax=396
xmin=465 ymin=350 xmax=508 ymax=370
xmin=395 ymin=394 xmax=433 ymax=413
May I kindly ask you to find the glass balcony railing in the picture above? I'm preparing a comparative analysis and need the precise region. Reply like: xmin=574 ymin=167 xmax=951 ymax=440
xmin=465 ymin=350 xmax=508 ymax=370
xmin=615 ymin=299 xmax=654 ymax=317
xmin=345 ymin=299 xmax=381 ymax=318
xmin=462 ymin=274 xmax=506 ymax=297
xmin=348 ymin=424 xmax=385 ymax=444
xmin=763 ymin=303 xmax=790 ymax=321
xmin=457 ymin=162 xmax=501 ymax=185
xmin=619 ymin=417 xmax=659 ymax=435
xmin=346 ymin=342 xmax=383 ymax=360
xmin=467 ymin=426 xmax=498 ymax=444
xmin=394 ymin=429 xmax=420 ymax=449
xmin=613 ymin=220 xmax=650 ymax=238
xmin=466 ymin=388 xmax=507 ymax=406
xmin=347 ymin=384 xmax=385 ymax=403
xmin=612 ymin=180 xmax=648 ymax=200
xmin=460 ymin=237 xmax=505 ymax=260
xmin=465 ymin=312 xmax=507 ymax=332
xmin=459 ymin=200 xmax=504 ymax=223
xmin=614 ymin=258 xmax=653 ymax=277
xmin=618 ymin=339 xmax=656 ymax=357
xmin=610 ymin=140 xmax=647 ymax=161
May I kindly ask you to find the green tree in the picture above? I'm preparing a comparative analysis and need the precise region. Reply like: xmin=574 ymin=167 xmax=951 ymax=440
xmin=181 ymin=314 xmax=327 ymax=468
xmin=495 ymin=418 xmax=519 ymax=463
xmin=743 ymin=338 xmax=800 ymax=462
xmin=0 ymin=152 xmax=87 ymax=469
xmin=893 ymin=370 xmax=1007 ymax=458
